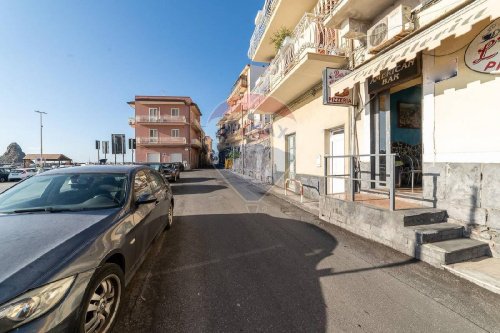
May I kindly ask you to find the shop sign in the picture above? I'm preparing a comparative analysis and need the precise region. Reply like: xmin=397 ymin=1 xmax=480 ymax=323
xmin=323 ymin=68 xmax=353 ymax=106
xmin=465 ymin=18 xmax=500 ymax=74
xmin=367 ymin=56 xmax=421 ymax=94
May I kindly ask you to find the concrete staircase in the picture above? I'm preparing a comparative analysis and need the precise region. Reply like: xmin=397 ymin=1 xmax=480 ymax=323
xmin=406 ymin=222 xmax=491 ymax=267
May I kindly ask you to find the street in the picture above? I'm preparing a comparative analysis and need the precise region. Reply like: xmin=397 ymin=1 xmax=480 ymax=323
xmin=113 ymin=168 xmax=500 ymax=333
xmin=0 ymin=182 xmax=14 ymax=193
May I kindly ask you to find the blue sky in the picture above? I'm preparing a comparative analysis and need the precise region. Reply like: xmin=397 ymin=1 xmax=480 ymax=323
xmin=0 ymin=0 xmax=262 ymax=162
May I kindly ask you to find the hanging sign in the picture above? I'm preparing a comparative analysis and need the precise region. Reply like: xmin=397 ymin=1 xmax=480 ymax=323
xmin=323 ymin=68 xmax=353 ymax=106
xmin=465 ymin=18 xmax=500 ymax=74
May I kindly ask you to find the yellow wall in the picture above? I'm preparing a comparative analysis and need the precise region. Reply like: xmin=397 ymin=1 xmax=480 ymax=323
xmin=272 ymin=94 xmax=349 ymax=176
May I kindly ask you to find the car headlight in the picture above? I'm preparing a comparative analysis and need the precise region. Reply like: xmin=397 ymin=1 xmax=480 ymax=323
xmin=0 ymin=276 xmax=75 ymax=332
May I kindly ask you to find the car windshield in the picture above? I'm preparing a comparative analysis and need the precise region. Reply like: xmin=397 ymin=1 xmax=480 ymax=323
xmin=0 ymin=173 xmax=128 ymax=214
xmin=147 ymin=164 xmax=161 ymax=171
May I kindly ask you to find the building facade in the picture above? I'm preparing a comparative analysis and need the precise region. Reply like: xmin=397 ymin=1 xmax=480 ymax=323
xmin=128 ymin=96 xmax=203 ymax=169
xmin=222 ymin=0 xmax=500 ymax=263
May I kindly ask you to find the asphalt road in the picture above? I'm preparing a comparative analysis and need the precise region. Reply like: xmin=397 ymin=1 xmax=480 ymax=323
xmin=0 ymin=181 xmax=15 ymax=193
xmin=113 ymin=168 xmax=500 ymax=333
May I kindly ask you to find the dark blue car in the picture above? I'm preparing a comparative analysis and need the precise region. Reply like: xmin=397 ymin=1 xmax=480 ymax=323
xmin=0 ymin=165 xmax=174 ymax=333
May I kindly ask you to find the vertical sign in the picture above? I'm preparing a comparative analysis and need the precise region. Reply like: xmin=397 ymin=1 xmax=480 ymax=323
xmin=323 ymin=68 xmax=353 ymax=106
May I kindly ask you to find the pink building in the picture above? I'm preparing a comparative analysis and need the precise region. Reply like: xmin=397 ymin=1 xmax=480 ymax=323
xmin=128 ymin=96 xmax=203 ymax=169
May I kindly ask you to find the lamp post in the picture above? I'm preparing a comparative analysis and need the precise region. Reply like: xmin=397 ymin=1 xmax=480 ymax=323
xmin=34 ymin=110 xmax=47 ymax=167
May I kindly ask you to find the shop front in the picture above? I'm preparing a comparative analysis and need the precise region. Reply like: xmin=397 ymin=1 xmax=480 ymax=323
xmin=368 ymin=56 xmax=423 ymax=194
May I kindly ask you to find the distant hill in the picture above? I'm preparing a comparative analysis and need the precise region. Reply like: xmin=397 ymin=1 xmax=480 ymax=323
xmin=0 ymin=142 xmax=26 ymax=164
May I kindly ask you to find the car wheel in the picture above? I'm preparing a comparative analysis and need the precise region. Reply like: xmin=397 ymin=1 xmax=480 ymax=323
xmin=78 ymin=263 xmax=123 ymax=333
xmin=165 ymin=204 xmax=173 ymax=230
xmin=0 ymin=177 xmax=4 ymax=183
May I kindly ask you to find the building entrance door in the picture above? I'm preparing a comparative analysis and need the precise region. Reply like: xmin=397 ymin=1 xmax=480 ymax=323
xmin=329 ymin=128 xmax=345 ymax=194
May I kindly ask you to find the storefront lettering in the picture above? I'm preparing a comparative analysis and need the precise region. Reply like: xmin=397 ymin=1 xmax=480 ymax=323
xmin=368 ymin=57 xmax=420 ymax=94
xmin=465 ymin=18 xmax=500 ymax=74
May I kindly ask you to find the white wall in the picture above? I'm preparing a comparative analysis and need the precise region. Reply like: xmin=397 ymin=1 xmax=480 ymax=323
xmin=273 ymin=95 xmax=349 ymax=176
xmin=422 ymin=20 xmax=500 ymax=163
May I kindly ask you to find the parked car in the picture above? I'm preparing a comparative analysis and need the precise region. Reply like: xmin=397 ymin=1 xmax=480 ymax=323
xmin=162 ymin=163 xmax=181 ymax=182
xmin=0 ymin=165 xmax=174 ymax=332
xmin=171 ymin=162 xmax=185 ymax=171
xmin=7 ymin=168 xmax=36 ymax=181
xmin=0 ymin=168 xmax=9 ymax=182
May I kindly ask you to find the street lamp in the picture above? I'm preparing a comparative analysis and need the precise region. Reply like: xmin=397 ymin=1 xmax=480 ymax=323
xmin=34 ymin=110 xmax=47 ymax=167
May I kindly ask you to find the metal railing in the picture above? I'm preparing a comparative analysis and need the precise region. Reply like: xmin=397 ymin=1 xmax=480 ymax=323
xmin=250 ymin=13 xmax=343 ymax=105
xmin=248 ymin=0 xmax=278 ymax=59
xmin=134 ymin=115 xmax=187 ymax=124
xmin=192 ymin=118 xmax=202 ymax=130
xmin=324 ymin=153 xmax=397 ymax=211
xmin=137 ymin=137 xmax=187 ymax=145
xmin=314 ymin=0 xmax=342 ymax=17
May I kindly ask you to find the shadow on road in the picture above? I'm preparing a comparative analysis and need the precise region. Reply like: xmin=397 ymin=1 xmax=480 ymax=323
xmin=174 ymin=177 xmax=215 ymax=184
xmin=114 ymin=213 xmax=338 ymax=332
xmin=171 ymin=184 xmax=226 ymax=195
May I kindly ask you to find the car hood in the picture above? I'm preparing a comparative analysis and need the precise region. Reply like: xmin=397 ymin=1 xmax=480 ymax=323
xmin=0 ymin=209 xmax=119 ymax=304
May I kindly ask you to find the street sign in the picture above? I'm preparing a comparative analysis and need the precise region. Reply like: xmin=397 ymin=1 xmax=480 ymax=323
xmin=102 ymin=141 xmax=109 ymax=155
xmin=111 ymin=134 xmax=125 ymax=155
xmin=323 ymin=68 xmax=353 ymax=106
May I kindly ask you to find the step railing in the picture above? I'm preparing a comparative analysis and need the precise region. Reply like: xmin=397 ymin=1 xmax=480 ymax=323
xmin=324 ymin=153 xmax=397 ymax=211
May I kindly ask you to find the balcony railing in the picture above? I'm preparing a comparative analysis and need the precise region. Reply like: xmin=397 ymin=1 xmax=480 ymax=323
xmin=250 ymin=13 xmax=343 ymax=106
xmin=191 ymin=138 xmax=202 ymax=147
xmin=248 ymin=0 xmax=278 ymax=59
xmin=229 ymin=75 xmax=248 ymax=98
xmin=192 ymin=118 xmax=202 ymax=131
xmin=314 ymin=0 xmax=341 ymax=17
xmin=134 ymin=115 xmax=187 ymax=124
xmin=137 ymin=137 xmax=187 ymax=145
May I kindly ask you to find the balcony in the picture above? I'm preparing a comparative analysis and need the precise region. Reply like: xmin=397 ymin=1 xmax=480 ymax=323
xmin=315 ymin=0 xmax=395 ymax=28
xmin=191 ymin=138 xmax=202 ymax=148
xmin=227 ymin=75 xmax=248 ymax=105
xmin=226 ymin=129 xmax=243 ymax=143
xmin=137 ymin=137 xmax=187 ymax=146
xmin=251 ymin=13 xmax=346 ymax=114
xmin=131 ymin=115 xmax=187 ymax=126
xmin=248 ymin=0 xmax=318 ymax=62
xmin=192 ymin=118 xmax=202 ymax=132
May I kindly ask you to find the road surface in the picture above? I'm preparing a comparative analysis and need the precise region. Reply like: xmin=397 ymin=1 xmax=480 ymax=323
xmin=113 ymin=168 xmax=500 ymax=333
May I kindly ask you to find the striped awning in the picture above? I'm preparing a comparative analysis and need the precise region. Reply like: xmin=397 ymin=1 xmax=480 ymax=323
xmin=331 ymin=0 xmax=500 ymax=93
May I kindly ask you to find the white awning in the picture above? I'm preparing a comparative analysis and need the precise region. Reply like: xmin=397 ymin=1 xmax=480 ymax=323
xmin=331 ymin=0 xmax=500 ymax=93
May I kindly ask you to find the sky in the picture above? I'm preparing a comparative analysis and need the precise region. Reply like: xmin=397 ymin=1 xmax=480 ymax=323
xmin=0 ymin=0 xmax=262 ymax=163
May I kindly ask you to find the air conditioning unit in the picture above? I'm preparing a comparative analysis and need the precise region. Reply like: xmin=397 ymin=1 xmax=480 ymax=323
xmin=340 ymin=18 xmax=368 ymax=40
xmin=367 ymin=5 xmax=414 ymax=54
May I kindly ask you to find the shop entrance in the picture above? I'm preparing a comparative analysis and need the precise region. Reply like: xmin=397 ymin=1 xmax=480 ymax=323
xmin=371 ymin=84 xmax=422 ymax=192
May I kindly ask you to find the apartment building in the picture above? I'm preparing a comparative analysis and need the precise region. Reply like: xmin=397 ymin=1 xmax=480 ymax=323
xmin=128 ymin=96 xmax=203 ymax=169
xmin=248 ymin=0 xmax=349 ymax=197
xmin=239 ymin=0 xmax=500 ymax=270
xmin=217 ymin=64 xmax=269 ymax=173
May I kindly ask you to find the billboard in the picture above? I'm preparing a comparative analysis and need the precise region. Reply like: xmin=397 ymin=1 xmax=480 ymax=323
xmin=111 ymin=134 xmax=126 ymax=155
xmin=323 ymin=68 xmax=353 ymax=106
xmin=102 ymin=141 xmax=109 ymax=154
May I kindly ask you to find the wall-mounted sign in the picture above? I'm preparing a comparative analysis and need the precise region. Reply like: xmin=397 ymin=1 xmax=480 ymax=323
xmin=367 ymin=56 xmax=421 ymax=94
xmin=465 ymin=18 xmax=500 ymax=74
xmin=323 ymin=68 xmax=353 ymax=106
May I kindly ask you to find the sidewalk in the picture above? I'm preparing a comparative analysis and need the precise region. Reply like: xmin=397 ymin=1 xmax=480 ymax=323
xmin=227 ymin=170 xmax=319 ymax=216
xmin=226 ymin=169 xmax=500 ymax=296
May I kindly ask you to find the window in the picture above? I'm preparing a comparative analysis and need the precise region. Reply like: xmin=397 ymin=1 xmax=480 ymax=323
xmin=149 ymin=108 xmax=159 ymax=121
xmin=134 ymin=171 xmax=151 ymax=200
xmin=171 ymin=108 xmax=180 ymax=117
xmin=150 ymin=129 xmax=158 ymax=143
xmin=147 ymin=170 xmax=164 ymax=192
xmin=171 ymin=129 xmax=179 ymax=137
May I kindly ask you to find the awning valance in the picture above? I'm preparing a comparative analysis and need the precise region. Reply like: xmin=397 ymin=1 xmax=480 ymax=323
xmin=330 ymin=0 xmax=500 ymax=93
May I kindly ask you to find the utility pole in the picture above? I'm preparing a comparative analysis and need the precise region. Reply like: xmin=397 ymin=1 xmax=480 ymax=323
xmin=34 ymin=110 xmax=47 ymax=167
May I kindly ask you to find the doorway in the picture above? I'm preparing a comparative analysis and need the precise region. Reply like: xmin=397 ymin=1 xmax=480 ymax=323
xmin=329 ymin=128 xmax=345 ymax=194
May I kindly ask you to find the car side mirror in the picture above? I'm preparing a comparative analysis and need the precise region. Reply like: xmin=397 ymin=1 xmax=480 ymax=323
xmin=135 ymin=193 xmax=157 ymax=206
